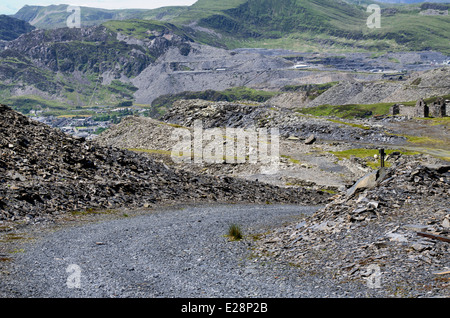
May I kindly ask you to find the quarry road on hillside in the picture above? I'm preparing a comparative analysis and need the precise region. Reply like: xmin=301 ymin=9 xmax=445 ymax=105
xmin=1 ymin=204 xmax=378 ymax=298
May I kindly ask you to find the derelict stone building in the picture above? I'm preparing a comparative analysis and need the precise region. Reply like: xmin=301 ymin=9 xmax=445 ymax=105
xmin=390 ymin=97 xmax=448 ymax=118
xmin=429 ymin=97 xmax=446 ymax=118
xmin=414 ymin=98 xmax=429 ymax=117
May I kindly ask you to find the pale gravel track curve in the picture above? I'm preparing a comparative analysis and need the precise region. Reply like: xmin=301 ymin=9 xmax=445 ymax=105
xmin=0 ymin=204 xmax=384 ymax=298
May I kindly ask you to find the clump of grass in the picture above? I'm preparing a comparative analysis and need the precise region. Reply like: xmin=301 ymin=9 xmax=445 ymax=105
xmin=281 ymin=154 xmax=302 ymax=164
xmin=411 ymin=77 xmax=422 ymax=86
xmin=320 ymin=188 xmax=337 ymax=194
xmin=227 ymin=224 xmax=243 ymax=241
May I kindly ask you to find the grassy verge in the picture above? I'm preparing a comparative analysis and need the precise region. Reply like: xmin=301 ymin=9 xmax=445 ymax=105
xmin=296 ymin=102 xmax=396 ymax=119
xmin=414 ymin=117 xmax=450 ymax=127
xmin=402 ymin=135 xmax=444 ymax=145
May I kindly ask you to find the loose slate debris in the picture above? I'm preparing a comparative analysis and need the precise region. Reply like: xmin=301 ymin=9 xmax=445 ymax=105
xmin=252 ymin=157 xmax=450 ymax=297
xmin=162 ymin=99 xmax=406 ymax=144
xmin=0 ymin=104 xmax=329 ymax=223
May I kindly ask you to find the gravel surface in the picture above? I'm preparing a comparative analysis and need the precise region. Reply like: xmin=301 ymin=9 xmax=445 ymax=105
xmin=0 ymin=204 xmax=388 ymax=298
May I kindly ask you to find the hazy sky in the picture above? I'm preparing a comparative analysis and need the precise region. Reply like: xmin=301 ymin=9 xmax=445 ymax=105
xmin=0 ymin=0 xmax=198 ymax=15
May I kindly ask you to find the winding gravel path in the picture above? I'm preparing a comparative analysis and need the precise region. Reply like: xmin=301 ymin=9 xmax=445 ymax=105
xmin=1 ymin=204 xmax=378 ymax=298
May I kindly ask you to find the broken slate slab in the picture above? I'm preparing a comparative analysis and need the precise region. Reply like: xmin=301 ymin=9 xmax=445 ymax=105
xmin=304 ymin=134 xmax=316 ymax=145
xmin=346 ymin=167 xmax=388 ymax=198
xmin=346 ymin=171 xmax=378 ymax=197
xmin=386 ymin=233 xmax=408 ymax=242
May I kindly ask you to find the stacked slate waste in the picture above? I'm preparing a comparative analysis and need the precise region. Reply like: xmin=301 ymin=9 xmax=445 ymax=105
xmin=253 ymin=155 xmax=450 ymax=297
xmin=0 ymin=104 xmax=329 ymax=222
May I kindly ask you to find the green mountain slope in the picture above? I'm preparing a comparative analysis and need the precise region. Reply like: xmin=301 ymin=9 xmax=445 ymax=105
xmin=10 ymin=1 xmax=450 ymax=54
xmin=12 ymin=4 xmax=189 ymax=29
xmin=0 ymin=23 xmax=195 ymax=111
xmin=178 ymin=0 xmax=450 ymax=53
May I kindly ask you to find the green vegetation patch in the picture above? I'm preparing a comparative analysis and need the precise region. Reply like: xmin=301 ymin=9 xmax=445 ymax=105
xmin=400 ymin=134 xmax=445 ymax=145
xmin=103 ymin=19 xmax=189 ymax=40
xmin=0 ymin=15 xmax=35 ymax=41
xmin=2 ymin=95 xmax=72 ymax=114
xmin=297 ymin=102 xmax=395 ymax=119
xmin=179 ymin=0 xmax=450 ymax=54
xmin=423 ymin=94 xmax=450 ymax=105
xmin=227 ymin=223 xmax=243 ymax=241
xmin=281 ymin=154 xmax=302 ymax=165
xmin=414 ymin=117 xmax=450 ymax=127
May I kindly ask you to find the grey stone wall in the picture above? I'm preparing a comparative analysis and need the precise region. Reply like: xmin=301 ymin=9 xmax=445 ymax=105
xmin=389 ymin=97 xmax=448 ymax=118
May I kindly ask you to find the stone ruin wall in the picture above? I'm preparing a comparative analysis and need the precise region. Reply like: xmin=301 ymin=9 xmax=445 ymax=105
xmin=390 ymin=97 xmax=449 ymax=119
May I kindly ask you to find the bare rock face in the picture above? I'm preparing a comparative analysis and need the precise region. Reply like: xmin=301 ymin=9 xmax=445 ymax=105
xmin=0 ymin=104 xmax=329 ymax=222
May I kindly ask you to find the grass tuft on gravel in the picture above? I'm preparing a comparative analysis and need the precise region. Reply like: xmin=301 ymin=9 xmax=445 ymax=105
xmin=227 ymin=224 xmax=243 ymax=241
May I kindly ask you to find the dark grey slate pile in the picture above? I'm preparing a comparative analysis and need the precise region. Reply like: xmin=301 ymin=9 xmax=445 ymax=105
xmin=0 ymin=104 xmax=328 ymax=222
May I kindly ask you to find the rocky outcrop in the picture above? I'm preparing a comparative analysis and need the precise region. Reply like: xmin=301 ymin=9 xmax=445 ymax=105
xmin=0 ymin=24 xmax=194 ymax=106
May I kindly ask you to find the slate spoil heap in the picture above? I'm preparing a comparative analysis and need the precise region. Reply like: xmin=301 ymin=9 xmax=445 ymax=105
xmin=0 ymin=104 xmax=329 ymax=222
xmin=254 ymin=157 xmax=450 ymax=297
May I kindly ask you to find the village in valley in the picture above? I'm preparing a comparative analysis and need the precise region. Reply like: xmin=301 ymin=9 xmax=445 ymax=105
xmin=28 ymin=106 xmax=149 ymax=139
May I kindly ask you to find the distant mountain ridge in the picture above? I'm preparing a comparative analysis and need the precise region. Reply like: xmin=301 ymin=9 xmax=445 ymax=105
xmin=9 ymin=0 xmax=450 ymax=54
xmin=12 ymin=4 xmax=189 ymax=29
xmin=0 ymin=0 xmax=448 ymax=112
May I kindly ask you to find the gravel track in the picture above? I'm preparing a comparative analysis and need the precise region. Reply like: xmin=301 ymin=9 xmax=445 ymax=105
xmin=0 ymin=204 xmax=385 ymax=298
